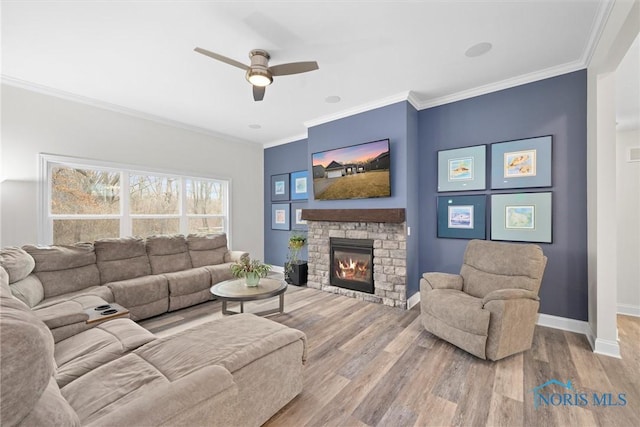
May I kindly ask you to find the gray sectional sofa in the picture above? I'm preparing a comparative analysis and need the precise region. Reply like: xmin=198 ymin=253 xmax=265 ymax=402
xmin=0 ymin=234 xmax=307 ymax=426
xmin=7 ymin=233 xmax=246 ymax=341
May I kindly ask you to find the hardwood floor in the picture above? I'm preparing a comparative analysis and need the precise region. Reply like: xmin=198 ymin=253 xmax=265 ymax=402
xmin=140 ymin=286 xmax=640 ymax=427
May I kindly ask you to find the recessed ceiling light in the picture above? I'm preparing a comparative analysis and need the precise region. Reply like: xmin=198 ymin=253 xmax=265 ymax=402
xmin=465 ymin=42 xmax=493 ymax=58
xmin=248 ymin=124 xmax=262 ymax=129
xmin=325 ymin=96 xmax=341 ymax=104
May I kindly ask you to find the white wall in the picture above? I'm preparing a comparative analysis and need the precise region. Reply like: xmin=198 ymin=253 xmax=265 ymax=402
xmin=586 ymin=0 xmax=638 ymax=358
xmin=0 ymin=84 xmax=264 ymax=259
xmin=616 ymin=128 xmax=640 ymax=316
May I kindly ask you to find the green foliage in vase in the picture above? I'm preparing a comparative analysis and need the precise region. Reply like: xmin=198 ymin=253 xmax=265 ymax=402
xmin=230 ymin=255 xmax=272 ymax=278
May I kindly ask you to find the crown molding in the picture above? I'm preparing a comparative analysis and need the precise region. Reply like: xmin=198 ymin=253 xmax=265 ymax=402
xmin=263 ymin=132 xmax=308 ymax=149
xmin=580 ymin=0 xmax=616 ymax=66
xmin=266 ymin=91 xmax=419 ymax=148
xmin=415 ymin=60 xmax=586 ymax=110
xmin=304 ymin=91 xmax=413 ymax=129
xmin=1 ymin=75 xmax=258 ymax=147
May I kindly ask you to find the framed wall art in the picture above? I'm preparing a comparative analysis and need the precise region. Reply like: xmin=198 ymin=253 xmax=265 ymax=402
xmin=491 ymin=136 xmax=552 ymax=189
xmin=291 ymin=202 xmax=308 ymax=231
xmin=271 ymin=203 xmax=291 ymax=230
xmin=290 ymin=170 xmax=309 ymax=200
xmin=491 ymin=192 xmax=552 ymax=243
xmin=437 ymin=195 xmax=486 ymax=239
xmin=437 ymin=145 xmax=486 ymax=192
xmin=271 ymin=174 xmax=290 ymax=201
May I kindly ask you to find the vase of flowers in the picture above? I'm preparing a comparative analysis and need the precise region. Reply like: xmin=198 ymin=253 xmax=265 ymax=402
xmin=230 ymin=256 xmax=272 ymax=287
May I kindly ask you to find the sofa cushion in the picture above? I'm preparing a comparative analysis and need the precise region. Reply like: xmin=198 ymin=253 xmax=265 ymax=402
xmin=146 ymin=235 xmax=192 ymax=274
xmin=95 ymin=237 xmax=152 ymax=283
xmin=187 ymin=233 xmax=228 ymax=267
xmin=0 ymin=295 xmax=57 ymax=426
xmin=55 ymin=318 xmax=156 ymax=387
xmin=17 ymin=377 xmax=81 ymax=427
xmin=62 ymin=354 xmax=235 ymax=426
xmin=421 ymin=289 xmax=490 ymax=336
xmin=34 ymin=286 xmax=114 ymax=310
xmin=0 ymin=246 xmax=35 ymax=283
xmin=204 ymin=263 xmax=235 ymax=284
xmin=0 ymin=267 xmax=10 ymax=298
xmin=62 ymin=353 xmax=169 ymax=423
xmin=9 ymin=274 xmax=45 ymax=308
xmin=164 ymin=267 xmax=211 ymax=297
xmin=23 ymin=244 xmax=101 ymax=298
xmin=106 ymin=275 xmax=168 ymax=308
xmin=134 ymin=313 xmax=307 ymax=379
xmin=461 ymin=240 xmax=546 ymax=298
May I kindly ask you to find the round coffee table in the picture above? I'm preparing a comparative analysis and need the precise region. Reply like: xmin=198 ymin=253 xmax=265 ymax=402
xmin=210 ymin=278 xmax=287 ymax=316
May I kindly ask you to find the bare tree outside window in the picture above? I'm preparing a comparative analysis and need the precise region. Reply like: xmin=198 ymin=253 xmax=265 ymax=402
xmin=51 ymin=167 xmax=121 ymax=243
xmin=46 ymin=158 xmax=229 ymax=244
xmin=52 ymin=167 xmax=120 ymax=214
xmin=130 ymin=175 xmax=180 ymax=214
xmin=187 ymin=179 xmax=225 ymax=233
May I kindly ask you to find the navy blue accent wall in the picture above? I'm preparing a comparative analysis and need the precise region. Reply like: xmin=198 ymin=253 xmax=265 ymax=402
xmin=418 ymin=70 xmax=588 ymax=320
xmin=307 ymin=102 xmax=408 ymax=209
xmin=264 ymin=139 xmax=309 ymax=267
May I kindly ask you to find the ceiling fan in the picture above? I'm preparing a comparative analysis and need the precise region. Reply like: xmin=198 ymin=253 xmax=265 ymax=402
xmin=194 ymin=47 xmax=319 ymax=101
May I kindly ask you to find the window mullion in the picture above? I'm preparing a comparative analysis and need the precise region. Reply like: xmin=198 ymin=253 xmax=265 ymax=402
xmin=180 ymin=178 xmax=188 ymax=235
xmin=121 ymin=171 xmax=131 ymax=237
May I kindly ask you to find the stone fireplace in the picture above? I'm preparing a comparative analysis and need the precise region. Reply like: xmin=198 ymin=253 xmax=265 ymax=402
xmin=303 ymin=208 xmax=407 ymax=308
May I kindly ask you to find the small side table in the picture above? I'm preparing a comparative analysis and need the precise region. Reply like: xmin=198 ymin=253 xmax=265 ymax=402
xmin=210 ymin=278 xmax=287 ymax=316
xmin=85 ymin=303 xmax=130 ymax=324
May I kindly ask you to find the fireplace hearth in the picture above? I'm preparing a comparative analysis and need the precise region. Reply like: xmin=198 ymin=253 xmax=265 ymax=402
xmin=330 ymin=238 xmax=374 ymax=294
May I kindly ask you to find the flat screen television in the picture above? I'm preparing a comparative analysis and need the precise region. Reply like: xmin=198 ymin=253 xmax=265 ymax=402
xmin=312 ymin=139 xmax=391 ymax=200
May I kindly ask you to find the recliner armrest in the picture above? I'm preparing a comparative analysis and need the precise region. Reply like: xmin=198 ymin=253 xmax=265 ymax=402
xmin=33 ymin=301 xmax=89 ymax=329
xmin=421 ymin=272 xmax=463 ymax=291
xmin=224 ymin=251 xmax=249 ymax=263
xmin=482 ymin=288 xmax=539 ymax=306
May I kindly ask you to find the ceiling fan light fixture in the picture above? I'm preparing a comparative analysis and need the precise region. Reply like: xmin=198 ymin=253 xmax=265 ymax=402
xmin=247 ymin=69 xmax=272 ymax=86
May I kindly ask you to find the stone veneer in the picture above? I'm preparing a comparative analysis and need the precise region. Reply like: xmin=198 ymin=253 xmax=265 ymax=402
xmin=307 ymin=220 xmax=407 ymax=308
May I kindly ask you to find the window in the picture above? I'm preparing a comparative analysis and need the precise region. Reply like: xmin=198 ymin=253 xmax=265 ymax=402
xmin=41 ymin=155 xmax=229 ymax=245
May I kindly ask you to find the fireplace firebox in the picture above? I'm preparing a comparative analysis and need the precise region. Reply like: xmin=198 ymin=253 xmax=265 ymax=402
xmin=330 ymin=238 xmax=374 ymax=294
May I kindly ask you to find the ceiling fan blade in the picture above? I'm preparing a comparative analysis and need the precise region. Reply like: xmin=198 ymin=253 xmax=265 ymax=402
xmin=253 ymin=86 xmax=266 ymax=101
xmin=194 ymin=47 xmax=249 ymax=71
xmin=270 ymin=61 xmax=319 ymax=76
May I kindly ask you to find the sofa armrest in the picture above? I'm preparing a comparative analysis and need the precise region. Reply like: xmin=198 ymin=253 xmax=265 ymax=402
xmin=482 ymin=288 xmax=539 ymax=306
xmin=33 ymin=301 xmax=89 ymax=329
xmin=224 ymin=251 xmax=249 ymax=263
xmin=421 ymin=272 xmax=463 ymax=291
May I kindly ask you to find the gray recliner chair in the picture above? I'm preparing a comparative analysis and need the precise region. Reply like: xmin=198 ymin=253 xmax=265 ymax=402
xmin=420 ymin=239 xmax=547 ymax=361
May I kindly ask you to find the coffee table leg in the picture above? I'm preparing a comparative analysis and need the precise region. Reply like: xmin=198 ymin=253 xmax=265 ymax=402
xmin=222 ymin=300 xmax=229 ymax=315
xmin=279 ymin=294 xmax=284 ymax=314
xmin=240 ymin=301 xmax=244 ymax=313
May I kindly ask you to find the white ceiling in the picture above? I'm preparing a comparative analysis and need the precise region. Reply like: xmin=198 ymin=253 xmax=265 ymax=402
xmin=1 ymin=1 xmax=620 ymax=145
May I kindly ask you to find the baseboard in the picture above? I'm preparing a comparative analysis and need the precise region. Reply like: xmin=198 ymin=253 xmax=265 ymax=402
xmin=536 ymin=313 xmax=591 ymax=335
xmin=617 ymin=303 xmax=640 ymax=317
xmin=593 ymin=337 xmax=622 ymax=358
xmin=407 ymin=291 xmax=420 ymax=309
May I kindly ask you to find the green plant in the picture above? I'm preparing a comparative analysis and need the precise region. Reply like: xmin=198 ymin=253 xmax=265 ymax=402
xmin=285 ymin=233 xmax=307 ymax=278
xmin=230 ymin=255 xmax=272 ymax=278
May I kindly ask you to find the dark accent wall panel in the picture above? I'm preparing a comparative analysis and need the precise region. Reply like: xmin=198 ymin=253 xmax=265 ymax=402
xmin=307 ymin=102 xmax=408 ymax=209
xmin=263 ymin=138 xmax=308 ymax=266
xmin=418 ymin=70 xmax=588 ymax=320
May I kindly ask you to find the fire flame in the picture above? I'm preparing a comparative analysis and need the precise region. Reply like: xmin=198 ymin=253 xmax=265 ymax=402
xmin=335 ymin=257 xmax=370 ymax=281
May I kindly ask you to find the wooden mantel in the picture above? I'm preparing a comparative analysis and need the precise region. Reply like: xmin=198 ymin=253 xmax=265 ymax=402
xmin=301 ymin=208 xmax=405 ymax=223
